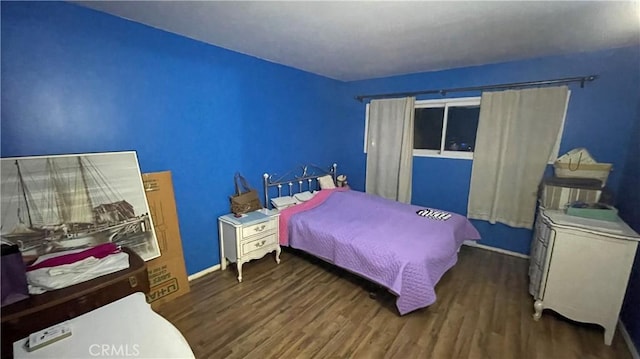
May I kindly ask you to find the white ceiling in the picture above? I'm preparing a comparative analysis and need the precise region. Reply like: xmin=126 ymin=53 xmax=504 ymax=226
xmin=76 ymin=1 xmax=640 ymax=81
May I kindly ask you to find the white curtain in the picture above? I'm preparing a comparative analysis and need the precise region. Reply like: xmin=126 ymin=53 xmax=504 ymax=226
xmin=366 ymin=97 xmax=415 ymax=203
xmin=467 ymin=86 xmax=569 ymax=229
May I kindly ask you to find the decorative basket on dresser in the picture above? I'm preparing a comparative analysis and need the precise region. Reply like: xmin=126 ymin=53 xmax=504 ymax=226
xmin=529 ymin=207 xmax=639 ymax=345
xmin=218 ymin=210 xmax=281 ymax=282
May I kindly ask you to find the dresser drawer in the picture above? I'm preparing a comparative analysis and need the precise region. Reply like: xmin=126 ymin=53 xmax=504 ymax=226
xmin=529 ymin=266 xmax=542 ymax=297
xmin=242 ymin=219 xmax=275 ymax=238
xmin=531 ymin=237 xmax=548 ymax=265
xmin=241 ymin=233 xmax=278 ymax=256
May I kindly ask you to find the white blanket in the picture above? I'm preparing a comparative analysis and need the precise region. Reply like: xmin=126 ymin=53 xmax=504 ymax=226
xmin=27 ymin=252 xmax=130 ymax=294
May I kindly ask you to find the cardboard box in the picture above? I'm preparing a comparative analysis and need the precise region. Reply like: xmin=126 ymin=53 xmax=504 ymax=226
xmin=142 ymin=171 xmax=190 ymax=309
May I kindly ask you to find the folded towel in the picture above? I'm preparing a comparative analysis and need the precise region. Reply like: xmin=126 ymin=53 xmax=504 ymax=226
xmin=27 ymin=243 xmax=120 ymax=272
xmin=27 ymin=252 xmax=129 ymax=294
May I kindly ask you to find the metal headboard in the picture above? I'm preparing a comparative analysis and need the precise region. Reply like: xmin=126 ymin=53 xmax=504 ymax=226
xmin=263 ymin=163 xmax=337 ymax=209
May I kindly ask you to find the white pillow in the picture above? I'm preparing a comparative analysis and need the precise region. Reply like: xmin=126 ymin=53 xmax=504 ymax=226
xmin=318 ymin=175 xmax=336 ymax=189
xmin=271 ymin=196 xmax=297 ymax=210
xmin=293 ymin=191 xmax=315 ymax=202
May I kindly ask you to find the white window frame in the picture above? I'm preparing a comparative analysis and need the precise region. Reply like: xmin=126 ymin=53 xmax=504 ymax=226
xmin=413 ymin=97 xmax=480 ymax=160
xmin=363 ymin=91 xmax=569 ymax=163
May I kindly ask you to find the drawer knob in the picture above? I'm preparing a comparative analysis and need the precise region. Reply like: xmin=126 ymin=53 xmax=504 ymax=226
xmin=254 ymin=225 xmax=266 ymax=232
xmin=255 ymin=240 xmax=266 ymax=248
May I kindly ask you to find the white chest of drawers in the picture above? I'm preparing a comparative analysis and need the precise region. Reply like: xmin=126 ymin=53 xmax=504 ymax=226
xmin=529 ymin=208 xmax=639 ymax=345
xmin=219 ymin=210 xmax=281 ymax=282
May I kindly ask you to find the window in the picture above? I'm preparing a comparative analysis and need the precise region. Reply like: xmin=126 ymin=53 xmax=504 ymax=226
xmin=363 ymin=97 xmax=480 ymax=159
xmin=364 ymin=93 xmax=568 ymax=162
xmin=413 ymin=97 xmax=480 ymax=159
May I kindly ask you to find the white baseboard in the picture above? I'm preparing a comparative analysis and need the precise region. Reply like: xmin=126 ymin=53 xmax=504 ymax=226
xmin=190 ymin=245 xmax=528 ymax=280
xmin=462 ymin=240 xmax=530 ymax=259
xmin=619 ymin=320 xmax=640 ymax=359
xmin=187 ymin=264 xmax=220 ymax=281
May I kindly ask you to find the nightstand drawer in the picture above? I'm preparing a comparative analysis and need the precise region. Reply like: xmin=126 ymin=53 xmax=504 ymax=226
xmin=242 ymin=219 xmax=275 ymax=238
xmin=241 ymin=233 xmax=278 ymax=256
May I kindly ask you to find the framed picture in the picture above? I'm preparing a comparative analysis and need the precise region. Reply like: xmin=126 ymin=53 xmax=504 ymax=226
xmin=1 ymin=151 xmax=161 ymax=261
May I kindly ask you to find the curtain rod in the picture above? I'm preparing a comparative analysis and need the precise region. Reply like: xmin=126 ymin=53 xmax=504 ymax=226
xmin=354 ymin=75 xmax=598 ymax=102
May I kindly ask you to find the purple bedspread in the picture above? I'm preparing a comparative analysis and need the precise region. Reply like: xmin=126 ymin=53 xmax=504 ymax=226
xmin=288 ymin=190 xmax=480 ymax=315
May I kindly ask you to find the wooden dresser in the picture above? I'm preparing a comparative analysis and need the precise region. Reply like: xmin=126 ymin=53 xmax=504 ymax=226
xmin=1 ymin=248 xmax=149 ymax=358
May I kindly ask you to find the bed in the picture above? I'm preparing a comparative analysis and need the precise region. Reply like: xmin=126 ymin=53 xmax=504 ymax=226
xmin=264 ymin=164 xmax=481 ymax=315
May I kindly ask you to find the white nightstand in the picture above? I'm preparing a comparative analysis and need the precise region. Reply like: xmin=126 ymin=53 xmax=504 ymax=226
xmin=218 ymin=209 xmax=281 ymax=282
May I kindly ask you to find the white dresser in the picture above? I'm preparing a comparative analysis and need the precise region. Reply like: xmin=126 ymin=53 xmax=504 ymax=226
xmin=219 ymin=210 xmax=281 ymax=283
xmin=529 ymin=208 xmax=639 ymax=345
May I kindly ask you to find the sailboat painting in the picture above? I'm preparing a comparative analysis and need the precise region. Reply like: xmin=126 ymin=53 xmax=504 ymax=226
xmin=1 ymin=151 xmax=161 ymax=261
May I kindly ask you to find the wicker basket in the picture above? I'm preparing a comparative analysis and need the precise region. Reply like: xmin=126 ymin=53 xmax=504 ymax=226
xmin=553 ymin=161 xmax=612 ymax=186
xmin=555 ymin=148 xmax=596 ymax=164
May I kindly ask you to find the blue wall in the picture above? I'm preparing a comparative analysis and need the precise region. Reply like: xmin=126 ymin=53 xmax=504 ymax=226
xmin=0 ymin=1 xmax=351 ymax=274
xmin=342 ymin=46 xmax=640 ymax=254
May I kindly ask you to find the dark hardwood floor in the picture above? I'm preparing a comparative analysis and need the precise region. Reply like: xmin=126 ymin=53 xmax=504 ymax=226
xmin=156 ymin=246 xmax=633 ymax=359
